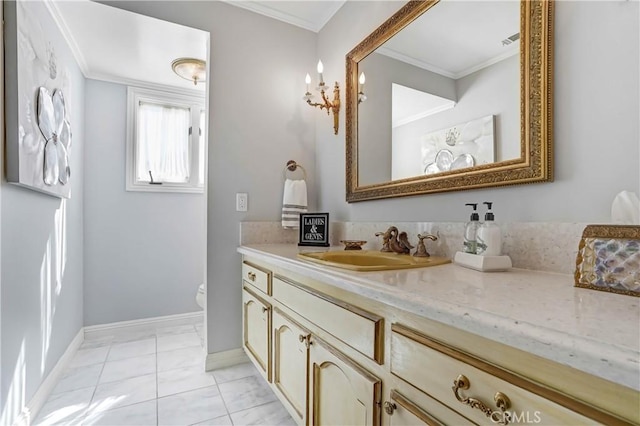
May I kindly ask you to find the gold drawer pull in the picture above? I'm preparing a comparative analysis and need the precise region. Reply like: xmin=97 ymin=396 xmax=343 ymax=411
xmin=383 ymin=401 xmax=396 ymax=415
xmin=247 ymin=272 xmax=256 ymax=281
xmin=262 ymin=306 xmax=269 ymax=313
xmin=452 ymin=375 xmax=511 ymax=425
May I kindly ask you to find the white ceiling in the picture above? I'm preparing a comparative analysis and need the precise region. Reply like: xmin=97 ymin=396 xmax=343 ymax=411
xmin=48 ymin=0 xmax=517 ymax=92
xmin=49 ymin=0 xmax=209 ymax=92
xmin=48 ymin=0 xmax=344 ymax=92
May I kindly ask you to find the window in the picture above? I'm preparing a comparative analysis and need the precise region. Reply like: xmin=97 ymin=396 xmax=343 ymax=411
xmin=126 ymin=87 xmax=206 ymax=193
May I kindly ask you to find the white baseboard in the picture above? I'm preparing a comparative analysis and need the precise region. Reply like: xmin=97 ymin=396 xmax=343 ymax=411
xmin=85 ymin=311 xmax=204 ymax=340
xmin=13 ymin=328 xmax=84 ymax=426
xmin=205 ymin=348 xmax=249 ymax=371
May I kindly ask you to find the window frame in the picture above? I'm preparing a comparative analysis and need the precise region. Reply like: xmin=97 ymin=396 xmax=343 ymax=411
xmin=126 ymin=86 xmax=206 ymax=193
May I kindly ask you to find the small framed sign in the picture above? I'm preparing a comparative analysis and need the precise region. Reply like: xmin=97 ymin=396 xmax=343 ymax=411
xmin=298 ymin=213 xmax=330 ymax=247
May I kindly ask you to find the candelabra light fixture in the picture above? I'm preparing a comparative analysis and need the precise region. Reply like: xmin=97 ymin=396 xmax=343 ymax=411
xmin=358 ymin=72 xmax=367 ymax=104
xmin=304 ymin=60 xmax=340 ymax=135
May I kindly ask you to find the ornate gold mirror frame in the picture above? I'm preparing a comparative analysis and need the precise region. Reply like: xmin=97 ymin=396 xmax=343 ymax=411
xmin=345 ymin=0 xmax=553 ymax=202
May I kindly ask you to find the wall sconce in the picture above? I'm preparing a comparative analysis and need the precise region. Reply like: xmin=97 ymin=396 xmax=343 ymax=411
xmin=171 ymin=58 xmax=206 ymax=85
xmin=358 ymin=72 xmax=366 ymax=104
xmin=304 ymin=60 xmax=340 ymax=135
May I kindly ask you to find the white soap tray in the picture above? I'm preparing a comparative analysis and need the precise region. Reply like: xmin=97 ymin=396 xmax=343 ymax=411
xmin=454 ymin=252 xmax=512 ymax=272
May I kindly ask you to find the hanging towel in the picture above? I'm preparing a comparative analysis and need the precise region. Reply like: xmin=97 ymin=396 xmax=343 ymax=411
xmin=282 ymin=178 xmax=308 ymax=229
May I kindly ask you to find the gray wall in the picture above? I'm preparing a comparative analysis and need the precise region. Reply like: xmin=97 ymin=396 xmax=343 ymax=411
xmin=358 ymin=52 xmax=456 ymax=185
xmin=318 ymin=0 xmax=640 ymax=223
xmin=101 ymin=1 xmax=317 ymax=353
xmin=83 ymin=80 xmax=206 ymax=326
xmin=0 ymin=2 xmax=85 ymax=423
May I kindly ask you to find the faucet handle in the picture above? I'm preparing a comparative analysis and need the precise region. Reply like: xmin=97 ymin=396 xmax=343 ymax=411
xmin=413 ymin=233 xmax=437 ymax=257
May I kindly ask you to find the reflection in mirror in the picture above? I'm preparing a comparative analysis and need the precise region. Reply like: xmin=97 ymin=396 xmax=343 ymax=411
xmin=346 ymin=0 xmax=553 ymax=202
xmin=357 ymin=1 xmax=519 ymax=186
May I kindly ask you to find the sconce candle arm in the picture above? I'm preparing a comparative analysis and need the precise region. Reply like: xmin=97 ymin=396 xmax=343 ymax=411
xmin=304 ymin=62 xmax=341 ymax=135
xmin=305 ymin=83 xmax=340 ymax=135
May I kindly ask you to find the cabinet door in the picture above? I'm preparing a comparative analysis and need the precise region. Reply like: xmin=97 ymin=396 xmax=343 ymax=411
xmin=272 ymin=308 xmax=310 ymax=426
xmin=308 ymin=337 xmax=381 ymax=426
xmin=242 ymin=286 xmax=271 ymax=381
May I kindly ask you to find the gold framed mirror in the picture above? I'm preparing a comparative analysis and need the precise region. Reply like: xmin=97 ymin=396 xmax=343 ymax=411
xmin=345 ymin=0 xmax=553 ymax=202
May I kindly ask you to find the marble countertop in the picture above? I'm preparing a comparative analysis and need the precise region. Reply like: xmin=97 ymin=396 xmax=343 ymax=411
xmin=238 ymin=244 xmax=640 ymax=391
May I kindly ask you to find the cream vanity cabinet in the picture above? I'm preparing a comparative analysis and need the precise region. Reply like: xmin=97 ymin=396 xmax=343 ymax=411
xmin=241 ymin=262 xmax=272 ymax=381
xmin=242 ymin=263 xmax=384 ymax=426
xmin=271 ymin=275 xmax=383 ymax=426
xmin=307 ymin=336 xmax=382 ymax=426
xmin=272 ymin=308 xmax=309 ymax=424
xmin=240 ymin=256 xmax=639 ymax=426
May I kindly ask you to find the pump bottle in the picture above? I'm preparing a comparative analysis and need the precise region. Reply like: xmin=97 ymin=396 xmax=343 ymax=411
xmin=477 ymin=202 xmax=502 ymax=256
xmin=463 ymin=203 xmax=480 ymax=254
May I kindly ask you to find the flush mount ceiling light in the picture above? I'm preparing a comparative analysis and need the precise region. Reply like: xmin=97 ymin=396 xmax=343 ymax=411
xmin=171 ymin=58 xmax=206 ymax=85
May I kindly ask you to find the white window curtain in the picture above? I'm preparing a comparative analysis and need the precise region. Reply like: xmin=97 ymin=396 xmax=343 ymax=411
xmin=137 ymin=102 xmax=191 ymax=183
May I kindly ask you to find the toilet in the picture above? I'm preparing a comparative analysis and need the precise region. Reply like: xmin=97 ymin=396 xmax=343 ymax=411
xmin=196 ymin=283 xmax=205 ymax=309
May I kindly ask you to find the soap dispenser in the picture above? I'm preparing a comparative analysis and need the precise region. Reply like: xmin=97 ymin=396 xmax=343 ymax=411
xmin=463 ymin=203 xmax=480 ymax=254
xmin=477 ymin=202 xmax=502 ymax=256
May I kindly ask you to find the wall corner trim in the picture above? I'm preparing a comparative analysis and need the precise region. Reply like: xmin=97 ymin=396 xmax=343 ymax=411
xmin=205 ymin=348 xmax=249 ymax=371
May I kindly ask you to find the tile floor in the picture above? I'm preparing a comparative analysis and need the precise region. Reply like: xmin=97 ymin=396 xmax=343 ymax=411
xmin=35 ymin=323 xmax=295 ymax=426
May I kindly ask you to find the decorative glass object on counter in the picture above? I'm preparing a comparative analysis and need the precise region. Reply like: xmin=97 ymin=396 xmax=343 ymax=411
xmin=575 ymin=225 xmax=640 ymax=296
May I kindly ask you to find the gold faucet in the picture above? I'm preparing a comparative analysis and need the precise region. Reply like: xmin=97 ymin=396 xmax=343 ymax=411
xmin=375 ymin=226 xmax=414 ymax=254
xmin=374 ymin=226 xmax=397 ymax=252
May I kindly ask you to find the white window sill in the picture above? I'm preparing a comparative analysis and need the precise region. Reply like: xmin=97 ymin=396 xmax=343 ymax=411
xmin=126 ymin=182 xmax=204 ymax=194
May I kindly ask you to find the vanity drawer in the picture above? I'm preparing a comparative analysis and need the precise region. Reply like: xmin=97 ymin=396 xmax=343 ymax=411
xmin=242 ymin=261 xmax=271 ymax=295
xmin=390 ymin=324 xmax=617 ymax=425
xmin=272 ymin=275 xmax=383 ymax=363
xmin=385 ymin=389 xmax=472 ymax=426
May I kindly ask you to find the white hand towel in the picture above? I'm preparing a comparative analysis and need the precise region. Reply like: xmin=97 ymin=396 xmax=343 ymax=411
xmin=282 ymin=179 xmax=308 ymax=229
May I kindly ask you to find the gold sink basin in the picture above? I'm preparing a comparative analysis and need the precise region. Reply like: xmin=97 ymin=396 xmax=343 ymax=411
xmin=297 ymin=250 xmax=451 ymax=271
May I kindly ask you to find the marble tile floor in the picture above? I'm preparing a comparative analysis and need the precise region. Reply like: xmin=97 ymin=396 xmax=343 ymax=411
xmin=35 ymin=324 xmax=295 ymax=426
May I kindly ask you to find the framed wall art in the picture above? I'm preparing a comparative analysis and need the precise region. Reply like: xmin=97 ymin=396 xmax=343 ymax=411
xmin=4 ymin=0 xmax=74 ymax=198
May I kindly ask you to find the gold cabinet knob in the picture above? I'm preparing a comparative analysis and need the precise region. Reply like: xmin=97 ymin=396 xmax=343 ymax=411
xmin=298 ymin=334 xmax=311 ymax=348
xmin=247 ymin=272 xmax=256 ymax=281
xmin=261 ymin=306 xmax=269 ymax=313
xmin=452 ymin=374 xmax=512 ymax=425
xmin=383 ymin=401 xmax=397 ymax=415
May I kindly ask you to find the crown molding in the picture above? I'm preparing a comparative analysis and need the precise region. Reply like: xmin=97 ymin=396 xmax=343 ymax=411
xmin=221 ymin=0 xmax=345 ymax=33
xmin=44 ymin=0 xmax=91 ymax=77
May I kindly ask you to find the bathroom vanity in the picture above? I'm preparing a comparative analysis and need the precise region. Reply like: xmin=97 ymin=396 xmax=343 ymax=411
xmin=238 ymin=244 xmax=639 ymax=425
